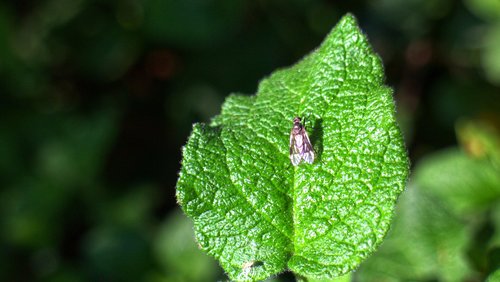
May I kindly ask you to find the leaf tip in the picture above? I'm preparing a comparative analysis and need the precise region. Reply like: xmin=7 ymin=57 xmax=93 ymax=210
xmin=336 ymin=13 xmax=360 ymax=30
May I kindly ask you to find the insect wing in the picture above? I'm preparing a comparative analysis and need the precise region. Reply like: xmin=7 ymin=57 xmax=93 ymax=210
xmin=290 ymin=131 xmax=302 ymax=166
xmin=301 ymin=130 xmax=315 ymax=164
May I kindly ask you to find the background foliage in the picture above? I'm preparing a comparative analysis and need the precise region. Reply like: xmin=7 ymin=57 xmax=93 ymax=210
xmin=0 ymin=0 xmax=499 ymax=281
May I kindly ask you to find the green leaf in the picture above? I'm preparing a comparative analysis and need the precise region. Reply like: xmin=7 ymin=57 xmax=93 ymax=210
xmin=487 ymin=269 xmax=500 ymax=282
xmin=355 ymin=185 xmax=473 ymax=282
xmin=485 ymin=198 xmax=500 ymax=275
xmin=307 ymin=273 xmax=351 ymax=282
xmin=414 ymin=148 xmax=500 ymax=216
xmin=357 ymin=120 xmax=500 ymax=281
xmin=176 ymin=14 xmax=408 ymax=281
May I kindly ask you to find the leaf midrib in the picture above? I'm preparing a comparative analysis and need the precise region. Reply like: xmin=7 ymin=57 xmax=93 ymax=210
xmin=221 ymin=126 xmax=293 ymax=243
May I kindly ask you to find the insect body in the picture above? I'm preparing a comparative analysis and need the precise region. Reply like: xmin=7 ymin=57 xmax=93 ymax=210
xmin=289 ymin=117 xmax=315 ymax=166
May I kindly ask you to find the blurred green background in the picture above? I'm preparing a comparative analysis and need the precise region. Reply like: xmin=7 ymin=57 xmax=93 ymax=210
xmin=1 ymin=0 xmax=500 ymax=281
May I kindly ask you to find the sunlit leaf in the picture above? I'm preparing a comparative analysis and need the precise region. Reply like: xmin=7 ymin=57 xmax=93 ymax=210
xmin=176 ymin=14 xmax=409 ymax=280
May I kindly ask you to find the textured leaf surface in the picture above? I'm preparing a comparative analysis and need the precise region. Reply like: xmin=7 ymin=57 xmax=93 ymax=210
xmin=357 ymin=123 xmax=500 ymax=282
xmin=355 ymin=185 xmax=472 ymax=282
xmin=176 ymin=14 xmax=408 ymax=280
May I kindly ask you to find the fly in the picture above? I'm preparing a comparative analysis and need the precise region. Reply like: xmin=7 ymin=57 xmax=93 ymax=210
xmin=289 ymin=117 xmax=315 ymax=166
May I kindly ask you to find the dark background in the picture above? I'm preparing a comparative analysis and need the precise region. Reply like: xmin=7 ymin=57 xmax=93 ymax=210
xmin=1 ymin=0 xmax=499 ymax=281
